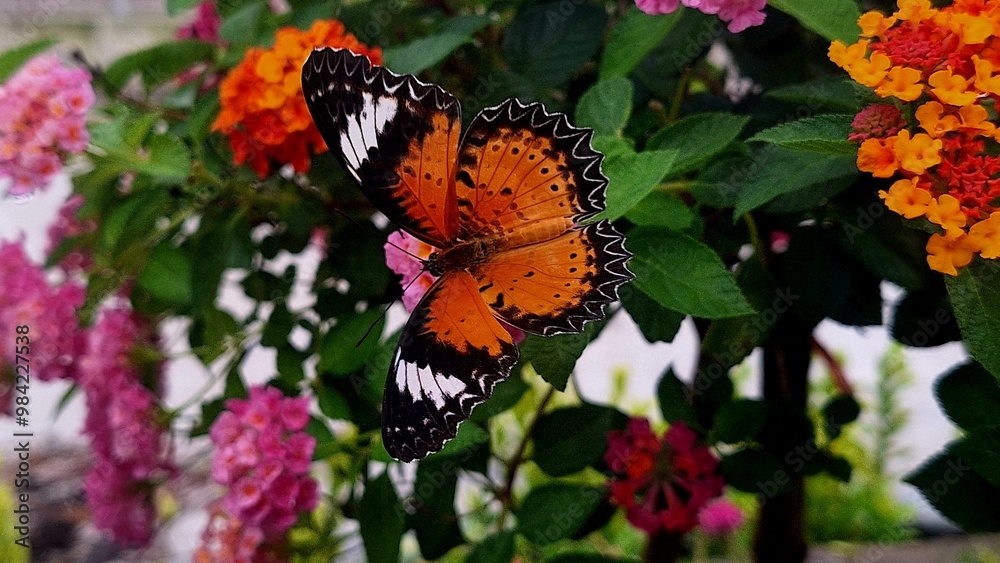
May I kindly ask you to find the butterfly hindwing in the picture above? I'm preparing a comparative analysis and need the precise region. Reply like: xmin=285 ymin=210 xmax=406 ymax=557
xmin=302 ymin=47 xmax=461 ymax=245
xmin=382 ymin=271 xmax=518 ymax=462
xmin=455 ymin=99 xmax=606 ymax=239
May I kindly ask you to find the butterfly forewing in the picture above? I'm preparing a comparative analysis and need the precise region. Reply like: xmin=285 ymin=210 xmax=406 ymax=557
xmin=302 ymin=47 xmax=461 ymax=245
xmin=383 ymin=271 xmax=517 ymax=462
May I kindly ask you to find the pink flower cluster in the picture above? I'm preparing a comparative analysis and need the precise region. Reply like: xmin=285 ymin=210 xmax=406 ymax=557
xmin=0 ymin=241 xmax=84 ymax=383
xmin=46 ymin=194 xmax=95 ymax=273
xmin=0 ymin=54 xmax=94 ymax=196
xmin=384 ymin=230 xmax=526 ymax=342
xmin=202 ymin=386 xmax=319 ymax=559
xmin=605 ymin=419 xmax=725 ymax=534
xmin=177 ymin=1 xmax=223 ymax=43
xmin=848 ymin=104 xmax=907 ymax=143
xmin=697 ymin=498 xmax=745 ymax=536
xmin=78 ymin=305 xmax=175 ymax=547
xmin=635 ymin=0 xmax=767 ymax=33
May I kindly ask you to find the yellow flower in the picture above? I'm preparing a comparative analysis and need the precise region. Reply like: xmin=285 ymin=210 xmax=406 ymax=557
xmin=858 ymin=12 xmax=896 ymax=37
xmin=926 ymin=232 xmax=975 ymax=276
xmin=957 ymin=103 xmax=996 ymax=137
xmin=848 ymin=52 xmax=892 ymax=87
xmin=878 ymin=178 xmax=932 ymax=219
xmin=915 ymin=101 xmax=959 ymax=137
xmin=857 ymin=137 xmax=899 ymax=178
xmin=944 ymin=13 xmax=994 ymax=44
xmin=973 ymin=55 xmax=1000 ymax=96
xmin=895 ymin=0 xmax=936 ymax=22
xmin=893 ymin=130 xmax=942 ymax=175
xmin=969 ymin=212 xmax=1000 ymax=259
xmin=875 ymin=66 xmax=924 ymax=101
xmin=926 ymin=194 xmax=968 ymax=237
xmin=929 ymin=68 xmax=978 ymax=106
xmin=828 ymin=40 xmax=870 ymax=70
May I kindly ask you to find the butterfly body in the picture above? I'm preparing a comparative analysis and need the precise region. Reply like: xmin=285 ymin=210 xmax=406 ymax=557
xmin=303 ymin=47 xmax=633 ymax=462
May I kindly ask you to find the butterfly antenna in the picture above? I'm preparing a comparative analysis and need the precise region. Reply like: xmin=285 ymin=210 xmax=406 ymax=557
xmin=355 ymin=268 xmax=430 ymax=347
xmin=332 ymin=207 xmax=427 ymax=263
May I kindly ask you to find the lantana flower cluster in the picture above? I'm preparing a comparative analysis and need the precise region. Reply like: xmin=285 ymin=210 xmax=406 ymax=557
xmin=212 ymin=20 xmax=382 ymax=177
xmin=77 ymin=305 xmax=176 ymax=547
xmin=0 ymin=54 xmax=94 ymax=196
xmin=197 ymin=386 xmax=319 ymax=561
xmin=0 ymin=241 xmax=84 ymax=384
xmin=635 ymin=0 xmax=767 ymax=34
xmin=604 ymin=419 xmax=725 ymax=534
xmin=830 ymin=0 xmax=1000 ymax=275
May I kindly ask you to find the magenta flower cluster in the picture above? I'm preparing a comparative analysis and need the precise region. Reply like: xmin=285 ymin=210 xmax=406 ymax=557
xmin=46 ymin=194 xmax=95 ymax=274
xmin=78 ymin=305 xmax=176 ymax=547
xmin=0 ymin=241 xmax=84 ymax=383
xmin=635 ymin=0 xmax=767 ymax=33
xmin=177 ymin=1 xmax=223 ymax=43
xmin=206 ymin=386 xmax=319 ymax=556
xmin=0 ymin=54 xmax=94 ymax=196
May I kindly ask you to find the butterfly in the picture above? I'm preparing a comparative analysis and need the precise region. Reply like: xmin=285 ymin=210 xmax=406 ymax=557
xmin=302 ymin=47 xmax=633 ymax=462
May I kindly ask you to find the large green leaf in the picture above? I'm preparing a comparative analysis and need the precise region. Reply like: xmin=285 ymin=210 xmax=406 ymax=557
xmin=137 ymin=243 xmax=192 ymax=307
xmin=218 ymin=1 xmax=266 ymax=49
xmin=596 ymin=148 xmax=678 ymax=221
xmin=721 ymin=448 xmax=790 ymax=495
xmin=624 ymin=191 xmax=694 ymax=230
xmin=503 ymin=2 xmax=607 ymax=87
xmin=935 ymin=362 xmax=1000 ymax=431
xmin=768 ymin=0 xmax=861 ymax=43
xmin=0 ymin=38 xmax=57 ymax=82
xmin=945 ymin=259 xmax=1000 ymax=380
xmin=466 ymin=531 xmax=515 ymax=563
xmin=359 ymin=472 xmax=405 ymax=563
xmin=748 ymin=114 xmax=855 ymax=155
xmin=621 ymin=284 xmax=685 ymax=343
xmin=167 ymin=0 xmax=201 ymax=15
xmin=647 ymin=113 xmax=750 ymax=178
xmin=318 ymin=310 xmax=385 ymax=376
xmin=104 ymin=41 xmax=215 ymax=91
xmin=384 ymin=33 xmax=472 ymax=74
xmin=905 ymin=448 xmax=1000 ymax=532
xmin=517 ymin=483 xmax=605 ymax=545
xmin=951 ymin=426 xmax=1000 ymax=489
xmin=713 ymin=399 xmax=767 ymax=444
xmin=657 ymin=368 xmax=697 ymax=427
xmin=732 ymin=145 xmax=858 ymax=218
xmin=533 ymin=404 xmax=628 ymax=476
xmin=628 ymin=227 xmax=755 ymax=318
xmin=575 ymin=78 xmax=634 ymax=136
xmin=765 ymin=77 xmax=861 ymax=113
xmin=411 ymin=458 xmax=464 ymax=559
xmin=600 ymin=8 xmax=681 ymax=79
xmin=519 ymin=322 xmax=600 ymax=391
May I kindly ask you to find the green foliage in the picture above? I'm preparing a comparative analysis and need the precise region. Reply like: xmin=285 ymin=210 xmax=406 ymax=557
xmin=946 ymin=259 xmax=1000 ymax=380
xmin=0 ymin=38 xmax=57 ymax=82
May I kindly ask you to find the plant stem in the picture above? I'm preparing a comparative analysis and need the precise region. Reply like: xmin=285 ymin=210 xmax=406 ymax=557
xmin=496 ymin=385 xmax=556 ymax=531
xmin=811 ymin=336 xmax=853 ymax=396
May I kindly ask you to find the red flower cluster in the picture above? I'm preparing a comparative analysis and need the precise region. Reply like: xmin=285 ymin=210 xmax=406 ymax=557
xmin=605 ymin=419 xmax=725 ymax=534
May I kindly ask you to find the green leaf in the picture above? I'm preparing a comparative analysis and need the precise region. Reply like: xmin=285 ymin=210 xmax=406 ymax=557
xmin=890 ymin=286 xmax=961 ymax=347
xmin=951 ymin=426 xmax=1000 ymax=489
xmin=624 ymin=190 xmax=694 ymax=230
xmin=600 ymin=7 xmax=681 ymax=79
xmin=533 ymin=404 xmax=627 ymax=477
xmin=721 ymin=448 xmax=790 ymax=495
xmin=136 ymin=133 xmax=192 ymax=182
xmin=597 ymin=149 xmax=678 ymax=221
xmin=821 ymin=394 xmax=860 ymax=440
xmin=657 ymin=368 xmax=697 ymax=426
xmin=732 ymin=145 xmax=858 ymax=218
xmin=905 ymin=448 xmax=1000 ymax=532
xmin=546 ymin=555 xmax=640 ymax=563
xmin=466 ymin=531 xmax=515 ymax=563
xmin=0 ymin=38 xmax=57 ymax=82
xmin=768 ymin=0 xmax=860 ymax=43
xmin=520 ymin=323 xmax=600 ymax=391
xmin=136 ymin=244 xmax=192 ymax=307
xmin=167 ymin=0 xmax=201 ymax=15
xmin=503 ymin=2 xmax=607 ymax=87
xmin=319 ymin=310 xmax=385 ymax=376
xmin=647 ymin=113 xmax=750 ymax=179
xmin=359 ymin=472 xmax=405 ymax=563
xmin=713 ymin=399 xmax=767 ymax=444
xmin=765 ymin=77 xmax=861 ymax=113
xmin=517 ymin=483 xmax=605 ymax=545
xmin=575 ymin=78 xmax=634 ymax=136
xmin=628 ymin=227 xmax=755 ymax=318
xmin=936 ymin=362 xmax=1000 ymax=431
xmin=410 ymin=457 xmax=464 ymax=559
xmin=621 ymin=284 xmax=685 ymax=343
xmin=748 ymin=114 xmax=855 ymax=155
xmin=384 ymin=33 xmax=472 ymax=74
xmin=471 ymin=372 xmax=529 ymax=421
xmin=428 ymin=421 xmax=489 ymax=459
xmin=104 ymin=41 xmax=215 ymax=91
xmin=219 ymin=1 xmax=266 ymax=49
xmin=945 ymin=259 xmax=1000 ymax=380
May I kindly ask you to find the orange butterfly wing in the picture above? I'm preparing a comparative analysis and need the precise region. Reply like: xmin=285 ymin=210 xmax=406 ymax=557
xmin=382 ymin=271 xmax=517 ymax=462
xmin=302 ymin=48 xmax=460 ymax=245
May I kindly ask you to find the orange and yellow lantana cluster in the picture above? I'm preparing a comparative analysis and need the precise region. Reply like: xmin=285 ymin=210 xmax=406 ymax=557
xmin=829 ymin=0 xmax=1000 ymax=275
xmin=212 ymin=20 xmax=382 ymax=178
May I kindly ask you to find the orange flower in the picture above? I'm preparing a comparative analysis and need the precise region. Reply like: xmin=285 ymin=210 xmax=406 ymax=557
xmin=973 ymin=55 xmax=1000 ymax=96
xmin=875 ymin=66 xmax=924 ymax=101
xmin=858 ymin=12 xmax=896 ymax=38
xmin=926 ymin=194 xmax=968 ymax=237
xmin=828 ymin=40 xmax=870 ymax=70
xmin=969 ymin=212 xmax=1000 ymax=259
xmin=857 ymin=137 xmax=898 ymax=177
xmin=944 ymin=13 xmax=994 ymax=44
xmin=878 ymin=178 xmax=932 ymax=219
xmin=848 ymin=52 xmax=892 ymax=87
xmin=957 ymin=104 xmax=996 ymax=137
xmin=894 ymin=0 xmax=936 ymax=22
xmin=926 ymin=232 xmax=975 ymax=276
xmin=928 ymin=68 xmax=978 ymax=106
xmin=915 ymin=101 xmax=959 ymax=137
xmin=212 ymin=20 xmax=382 ymax=178
xmin=893 ymin=130 xmax=942 ymax=175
